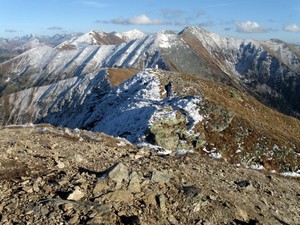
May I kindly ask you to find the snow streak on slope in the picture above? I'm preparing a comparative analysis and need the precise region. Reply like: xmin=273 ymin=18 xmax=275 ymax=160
xmin=263 ymin=39 xmax=300 ymax=73
xmin=0 ymin=69 xmax=111 ymax=125
xmin=0 ymin=33 xmax=169 ymax=96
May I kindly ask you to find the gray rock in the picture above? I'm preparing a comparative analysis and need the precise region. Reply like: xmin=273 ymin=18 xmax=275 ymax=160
xmin=69 ymin=214 xmax=79 ymax=224
xmin=158 ymin=194 xmax=167 ymax=213
xmin=93 ymin=179 xmax=110 ymax=196
xmin=107 ymin=162 xmax=129 ymax=189
xmin=151 ymin=169 xmax=171 ymax=184
xmin=62 ymin=202 xmax=74 ymax=212
xmin=22 ymin=186 xmax=33 ymax=193
xmin=128 ymin=171 xmax=141 ymax=193
xmin=67 ymin=186 xmax=85 ymax=201
xmin=102 ymin=190 xmax=133 ymax=203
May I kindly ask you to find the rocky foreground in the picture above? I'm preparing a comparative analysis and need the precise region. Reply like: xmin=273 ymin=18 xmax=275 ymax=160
xmin=0 ymin=125 xmax=299 ymax=225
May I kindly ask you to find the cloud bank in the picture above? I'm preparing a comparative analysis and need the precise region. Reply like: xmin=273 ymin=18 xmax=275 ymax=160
xmin=236 ymin=21 xmax=270 ymax=33
xmin=48 ymin=26 xmax=63 ymax=31
xmin=97 ymin=15 xmax=167 ymax=26
xmin=283 ymin=24 xmax=300 ymax=33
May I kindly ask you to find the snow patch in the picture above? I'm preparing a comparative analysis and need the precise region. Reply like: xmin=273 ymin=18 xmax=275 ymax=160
xmin=280 ymin=172 xmax=300 ymax=178
xmin=250 ymin=164 xmax=265 ymax=170
xmin=209 ymin=152 xmax=222 ymax=159
xmin=175 ymin=149 xmax=194 ymax=156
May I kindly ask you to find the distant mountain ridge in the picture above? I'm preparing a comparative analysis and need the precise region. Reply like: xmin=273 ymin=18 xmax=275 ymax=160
xmin=0 ymin=26 xmax=299 ymax=118
xmin=0 ymin=33 xmax=83 ymax=63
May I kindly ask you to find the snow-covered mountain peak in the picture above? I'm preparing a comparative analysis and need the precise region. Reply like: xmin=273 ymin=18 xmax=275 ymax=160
xmin=19 ymin=34 xmax=37 ymax=42
xmin=14 ymin=38 xmax=44 ymax=51
xmin=153 ymin=30 xmax=179 ymax=49
xmin=115 ymin=29 xmax=145 ymax=42
xmin=66 ymin=30 xmax=126 ymax=47
xmin=180 ymin=26 xmax=243 ymax=51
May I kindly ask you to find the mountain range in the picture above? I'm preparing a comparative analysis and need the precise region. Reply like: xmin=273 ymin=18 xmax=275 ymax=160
xmin=1 ymin=27 xmax=300 ymax=117
xmin=0 ymin=26 xmax=299 ymax=173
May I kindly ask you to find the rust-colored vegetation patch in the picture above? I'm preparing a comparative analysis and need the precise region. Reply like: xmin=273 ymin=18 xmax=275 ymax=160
xmin=197 ymin=78 xmax=300 ymax=146
xmin=57 ymin=44 xmax=77 ymax=51
xmin=91 ymin=32 xmax=126 ymax=45
xmin=108 ymin=68 xmax=140 ymax=87
xmin=158 ymin=71 xmax=300 ymax=172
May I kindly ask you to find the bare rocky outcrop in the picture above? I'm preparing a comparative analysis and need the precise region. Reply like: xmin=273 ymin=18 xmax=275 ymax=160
xmin=0 ymin=125 xmax=299 ymax=224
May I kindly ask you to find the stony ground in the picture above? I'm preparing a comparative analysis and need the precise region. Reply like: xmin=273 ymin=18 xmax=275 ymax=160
xmin=0 ymin=124 xmax=299 ymax=225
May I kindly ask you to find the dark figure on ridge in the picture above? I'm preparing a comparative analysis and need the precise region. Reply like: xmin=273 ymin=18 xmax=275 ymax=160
xmin=165 ymin=81 xmax=172 ymax=97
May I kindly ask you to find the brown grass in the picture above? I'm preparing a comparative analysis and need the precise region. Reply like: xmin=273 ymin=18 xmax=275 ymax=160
xmin=159 ymin=71 xmax=300 ymax=171
xmin=108 ymin=68 xmax=140 ymax=87
xmin=57 ymin=44 xmax=77 ymax=51
xmin=197 ymin=78 xmax=300 ymax=148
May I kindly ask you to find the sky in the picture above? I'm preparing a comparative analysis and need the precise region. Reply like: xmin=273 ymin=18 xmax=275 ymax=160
xmin=0 ymin=0 xmax=300 ymax=43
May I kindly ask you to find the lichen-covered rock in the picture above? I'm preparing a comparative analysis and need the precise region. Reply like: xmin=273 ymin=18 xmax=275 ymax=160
xmin=147 ymin=109 xmax=206 ymax=151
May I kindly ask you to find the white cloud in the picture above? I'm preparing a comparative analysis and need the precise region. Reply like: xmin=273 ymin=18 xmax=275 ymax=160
xmin=112 ymin=15 xmax=167 ymax=25
xmin=5 ymin=29 xmax=17 ymax=33
xmin=48 ymin=26 xmax=63 ymax=31
xmin=236 ymin=21 xmax=269 ymax=33
xmin=283 ymin=24 xmax=300 ymax=33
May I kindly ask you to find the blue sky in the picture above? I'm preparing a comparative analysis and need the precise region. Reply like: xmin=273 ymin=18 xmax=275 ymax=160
xmin=1 ymin=0 xmax=300 ymax=43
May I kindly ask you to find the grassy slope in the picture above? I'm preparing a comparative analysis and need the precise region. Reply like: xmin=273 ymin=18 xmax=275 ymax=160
xmin=159 ymin=70 xmax=300 ymax=172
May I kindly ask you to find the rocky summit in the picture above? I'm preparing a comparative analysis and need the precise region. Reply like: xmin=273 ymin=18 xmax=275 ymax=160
xmin=0 ymin=125 xmax=299 ymax=225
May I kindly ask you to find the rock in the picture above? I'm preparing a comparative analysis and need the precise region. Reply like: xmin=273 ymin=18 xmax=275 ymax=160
xmin=146 ymin=110 xmax=187 ymax=150
xmin=93 ymin=179 xmax=110 ymax=196
xmin=67 ymin=186 xmax=85 ymax=201
xmin=151 ymin=169 xmax=171 ymax=184
xmin=43 ymin=185 xmax=52 ymax=194
xmin=168 ymin=215 xmax=179 ymax=225
xmin=41 ymin=207 xmax=49 ymax=216
xmin=143 ymin=192 xmax=157 ymax=206
xmin=193 ymin=202 xmax=201 ymax=212
xmin=62 ymin=203 xmax=74 ymax=212
xmin=157 ymin=194 xmax=167 ymax=213
xmin=87 ymin=210 xmax=118 ymax=225
xmin=33 ymin=184 xmax=40 ymax=192
xmin=93 ymin=203 xmax=113 ymax=215
xmin=107 ymin=163 xmax=129 ymax=189
xmin=128 ymin=171 xmax=141 ymax=193
xmin=5 ymin=201 xmax=18 ymax=210
xmin=33 ymin=177 xmax=43 ymax=192
xmin=235 ymin=207 xmax=249 ymax=222
xmin=75 ymin=154 xmax=84 ymax=163
xmin=235 ymin=180 xmax=255 ymax=192
xmin=22 ymin=186 xmax=33 ymax=193
xmin=183 ymin=185 xmax=201 ymax=198
xmin=69 ymin=214 xmax=79 ymax=224
xmin=56 ymin=161 xmax=65 ymax=169
xmin=102 ymin=190 xmax=133 ymax=203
